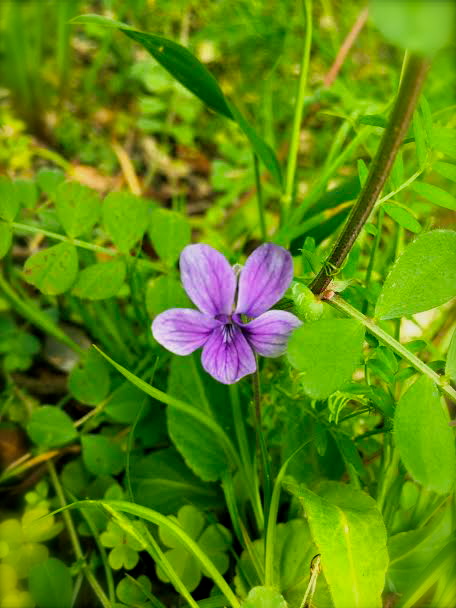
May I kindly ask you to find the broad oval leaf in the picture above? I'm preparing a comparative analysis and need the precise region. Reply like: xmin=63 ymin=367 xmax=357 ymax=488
xmin=148 ymin=208 xmax=191 ymax=266
xmin=0 ymin=176 xmax=21 ymax=221
xmin=103 ymin=191 xmax=149 ymax=253
xmin=375 ymin=230 xmax=456 ymax=319
xmin=55 ymin=181 xmax=100 ymax=238
xmin=68 ymin=348 xmax=110 ymax=405
xmin=394 ymin=375 xmax=456 ymax=494
xmin=369 ymin=0 xmax=455 ymax=56
xmin=23 ymin=242 xmax=78 ymax=295
xmin=72 ymin=260 xmax=126 ymax=300
xmin=28 ymin=558 xmax=73 ymax=608
xmin=27 ymin=406 xmax=77 ymax=448
xmin=287 ymin=319 xmax=365 ymax=399
xmin=146 ymin=275 xmax=191 ymax=318
xmin=287 ymin=481 xmax=388 ymax=608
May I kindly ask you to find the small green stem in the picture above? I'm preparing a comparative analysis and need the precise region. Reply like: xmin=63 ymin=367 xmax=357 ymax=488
xmin=363 ymin=208 xmax=384 ymax=314
xmin=283 ymin=0 xmax=312 ymax=216
xmin=310 ymin=54 xmax=430 ymax=295
xmin=252 ymin=366 xmax=272 ymax=544
xmin=47 ymin=461 xmax=111 ymax=608
xmin=253 ymin=153 xmax=267 ymax=240
xmin=330 ymin=295 xmax=456 ymax=403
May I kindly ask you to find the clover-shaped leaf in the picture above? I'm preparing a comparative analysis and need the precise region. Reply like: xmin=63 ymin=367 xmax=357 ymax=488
xmin=100 ymin=521 xmax=143 ymax=570
xmin=156 ymin=505 xmax=232 ymax=592
xmin=116 ymin=574 xmax=155 ymax=607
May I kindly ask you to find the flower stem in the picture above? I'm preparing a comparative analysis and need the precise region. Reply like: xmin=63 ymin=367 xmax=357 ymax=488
xmin=253 ymin=153 xmax=267 ymax=241
xmin=330 ymin=295 xmax=456 ymax=403
xmin=310 ymin=54 xmax=430 ymax=295
xmin=283 ymin=0 xmax=312 ymax=216
xmin=251 ymin=365 xmax=272 ymax=538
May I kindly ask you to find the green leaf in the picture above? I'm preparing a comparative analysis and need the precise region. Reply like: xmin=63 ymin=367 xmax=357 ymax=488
xmin=0 ymin=223 xmax=12 ymax=259
xmin=148 ymin=208 xmax=191 ymax=265
xmin=105 ymin=382 xmax=150 ymax=424
xmin=0 ymin=176 xmax=21 ymax=221
xmin=413 ymin=112 xmax=427 ymax=167
xmin=94 ymin=347 xmax=238 ymax=480
xmin=28 ymin=558 xmax=73 ymax=608
xmin=103 ymin=191 xmax=149 ymax=253
xmin=71 ymin=15 xmax=282 ymax=187
xmin=287 ymin=319 xmax=365 ymax=399
xmin=228 ymin=102 xmax=283 ymax=188
xmin=68 ymin=348 xmax=111 ymax=406
xmin=27 ymin=406 xmax=77 ymax=448
xmin=146 ymin=274 xmax=191 ymax=318
xmin=81 ymin=435 xmax=125 ymax=476
xmin=369 ymin=0 xmax=455 ymax=55
xmin=116 ymin=575 xmax=153 ymax=606
xmin=23 ymin=242 xmax=78 ymax=295
xmin=287 ymin=481 xmax=388 ymax=608
xmin=375 ymin=230 xmax=456 ymax=319
xmin=432 ymin=127 xmax=456 ymax=159
xmin=433 ymin=161 xmax=456 ymax=183
xmin=72 ymin=260 xmax=126 ymax=300
xmin=55 ymin=181 xmax=100 ymax=238
xmin=382 ymin=202 xmax=421 ymax=233
xmin=394 ymin=376 xmax=456 ymax=494
xmin=130 ymin=448 xmax=222 ymax=514
xmin=357 ymin=159 xmax=368 ymax=187
xmin=411 ymin=182 xmax=456 ymax=211
xmin=167 ymin=354 xmax=233 ymax=482
xmin=14 ymin=179 xmax=38 ymax=209
xmin=446 ymin=329 xmax=456 ymax=382
xmin=241 ymin=587 xmax=288 ymax=608
xmin=72 ymin=14 xmax=232 ymax=119
xmin=36 ymin=168 xmax=65 ymax=197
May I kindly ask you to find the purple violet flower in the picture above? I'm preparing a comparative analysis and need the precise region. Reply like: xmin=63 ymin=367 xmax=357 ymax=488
xmin=152 ymin=243 xmax=302 ymax=384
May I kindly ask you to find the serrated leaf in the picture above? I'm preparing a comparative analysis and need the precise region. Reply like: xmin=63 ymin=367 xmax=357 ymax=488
xmin=287 ymin=319 xmax=365 ymax=399
xmin=55 ymin=181 xmax=100 ymax=238
xmin=411 ymin=182 xmax=456 ymax=211
xmin=72 ymin=260 xmax=126 ymax=300
xmin=369 ymin=0 xmax=455 ymax=55
xmin=382 ymin=203 xmax=421 ymax=233
xmin=446 ymin=329 xmax=456 ymax=382
xmin=103 ymin=191 xmax=149 ymax=253
xmin=287 ymin=481 xmax=388 ymax=608
xmin=27 ymin=406 xmax=77 ymax=448
xmin=81 ymin=435 xmax=125 ymax=476
xmin=28 ymin=558 xmax=73 ymax=608
xmin=68 ymin=348 xmax=110 ymax=405
xmin=375 ymin=230 xmax=456 ymax=319
xmin=394 ymin=376 xmax=456 ymax=494
xmin=0 ymin=176 xmax=21 ymax=221
xmin=148 ymin=208 xmax=191 ymax=265
xmin=0 ymin=223 xmax=12 ymax=258
xmin=23 ymin=242 xmax=78 ymax=295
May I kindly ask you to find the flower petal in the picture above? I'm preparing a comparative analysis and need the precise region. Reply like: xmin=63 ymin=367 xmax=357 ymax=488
xmin=241 ymin=310 xmax=302 ymax=357
xmin=180 ymin=244 xmax=236 ymax=316
xmin=236 ymin=243 xmax=294 ymax=317
xmin=201 ymin=324 xmax=256 ymax=384
xmin=152 ymin=309 xmax=220 ymax=355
